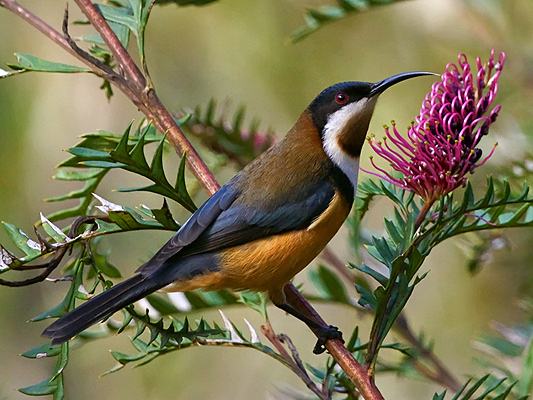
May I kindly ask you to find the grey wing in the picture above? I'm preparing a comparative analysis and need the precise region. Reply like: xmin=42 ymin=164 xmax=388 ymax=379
xmin=137 ymin=178 xmax=336 ymax=276
xmin=136 ymin=184 xmax=239 ymax=274
xmin=172 ymin=178 xmax=336 ymax=257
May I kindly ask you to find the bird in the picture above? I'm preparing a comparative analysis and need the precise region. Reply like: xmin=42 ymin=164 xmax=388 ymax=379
xmin=43 ymin=71 xmax=434 ymax=353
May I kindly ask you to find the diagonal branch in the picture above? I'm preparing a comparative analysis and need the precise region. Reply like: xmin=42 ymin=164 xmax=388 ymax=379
xmin=72 ymin=0 xmax=220 ymax=195
xmin=0 ymin=0 xmax=219 ymax=195
xmin=72 ymin=0 xmax=146 ymax=90
xmin=284 ymin=283 xmax=384 ymax=400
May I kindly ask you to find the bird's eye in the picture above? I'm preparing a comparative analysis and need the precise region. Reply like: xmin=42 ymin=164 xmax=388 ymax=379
xmin=335 ymin=92 xmax=349 ymax=105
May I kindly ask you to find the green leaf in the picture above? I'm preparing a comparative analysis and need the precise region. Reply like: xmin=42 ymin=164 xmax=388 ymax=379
xmin=111 ymin=350 xmax=147 ymax=364
xmin=181 ymin=100 xmax=275 ymax=169
xmin=8 ymin=53 xmax=91 ymax=74
xmin=355 ymin=284 xmax=377 ymax=309
xmin=150 ymin=135 xmax=171 ymax=184
xmin=31 ymin=260 xmax=84 ymax=321
xmin=147 ymin=201 xmax=181 ymax=230
xmin=309 ymin=265 xmax=350 ymax=303
xmin=41 ymin=216 xmax=68 ymax=243
xmin=80 ymin=160 xmax=127 ymax=168
xmin=175 ymin=154 xmax=196 ymax=212
xmin=239 ymin=291 xmax=268 ymax=319
xmin=91 ymin=241 xmax=122 ymax=278
xmin=53 ymin=168 xmax=103 ymax=181
xmin=128 ymin=126 xmax=150 ymax=170
xmin=384 ymin=217 xmax=403 ymax=246
xmin=19 ymin=378 xmax=58 ymax=396
xmin=21 ymin=343 xmax=62 ymax=359
xmin=2 ymin=222 xmax=41 ymax=258
xmin=351 ymin=262 xmax=388 ymax=286
xmin=68 ymin=147 xmax=113 ymax=159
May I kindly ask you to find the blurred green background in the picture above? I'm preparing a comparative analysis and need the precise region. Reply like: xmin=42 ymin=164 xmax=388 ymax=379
xmin=1 ymin=0 xmax=532 ymax=399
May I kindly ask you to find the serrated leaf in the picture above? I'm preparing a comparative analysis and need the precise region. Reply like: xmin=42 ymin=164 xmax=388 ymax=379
xmin=91 ymin=247 xmax=122 ymax=279
xmin=111 ymin=122 xmax=134 ymax=161
xmin=99 ymin=363 xmax=126 ymax=377
xmin=239 ymin=291 xmax=267 ymax=318
xmin=150 ymin=135 xmax=171 ymax=183
xmin=478 ymin=176 xmax=495 ymax=208
xmin=40 ymin=214 xmax=68 ymax=243
xmin=459 ymin=375 xmax=490 ymax=399
xmin=174 ymin=154 xmax=196 ymax=212
xmin=384 ymin=217 xmax=403 ymax=245
xmin=128 ymin=127 xmax=150 ymax=170
xmin=80 ymin=160 xmax=127 ymax=168
xmin=289 ymin=0 xmax=409 ymax=43
xmin=149 ymin=200 xmax=181 ymax=230
xmin=355 ymin=284 xmax=377 ymax=309
xmin=111 ymin=350 xmax=147 ymax=364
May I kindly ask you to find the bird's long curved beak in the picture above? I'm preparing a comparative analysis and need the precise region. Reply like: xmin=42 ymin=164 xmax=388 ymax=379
xmin=370 ymin=71 xmax=438 ymax=97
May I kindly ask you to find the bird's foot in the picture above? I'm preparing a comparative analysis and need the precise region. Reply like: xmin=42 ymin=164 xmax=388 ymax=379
xmin=313 ymin=325 xmax=344 ymax=354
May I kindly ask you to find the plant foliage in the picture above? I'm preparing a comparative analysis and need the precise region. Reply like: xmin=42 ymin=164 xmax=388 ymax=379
xmin=1 ymin=0 xmax=532 ymax=399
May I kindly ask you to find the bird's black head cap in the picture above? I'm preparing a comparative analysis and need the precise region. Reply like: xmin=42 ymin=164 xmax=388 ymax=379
xmin=308 ymin=81 xmax=372 ymax=134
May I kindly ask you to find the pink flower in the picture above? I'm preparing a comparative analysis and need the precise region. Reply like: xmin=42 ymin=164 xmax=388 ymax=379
xmin=364 ymin=51 xmax=505 ymax=203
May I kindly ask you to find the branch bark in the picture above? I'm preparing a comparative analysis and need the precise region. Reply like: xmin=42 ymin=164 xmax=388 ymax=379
xmin=0 ymin=0 xmax=219 ymax=195
xmin=284 ymin=283 xmax=384 ymax=400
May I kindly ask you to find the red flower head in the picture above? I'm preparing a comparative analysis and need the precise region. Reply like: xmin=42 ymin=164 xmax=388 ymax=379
xmin=364 ymin=51 xmax=505 ymax=203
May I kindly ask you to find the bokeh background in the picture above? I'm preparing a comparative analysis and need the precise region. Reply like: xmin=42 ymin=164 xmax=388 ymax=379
xmin=1 ymin=0 xmax=532 ymax=399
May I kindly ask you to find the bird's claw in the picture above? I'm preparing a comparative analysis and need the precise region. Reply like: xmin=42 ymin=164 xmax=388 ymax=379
xmin=313 ymin=325 xmax=344 ymax=354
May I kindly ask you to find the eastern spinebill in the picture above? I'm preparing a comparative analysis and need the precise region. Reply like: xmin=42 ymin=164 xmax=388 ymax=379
xmin=43 ymin=71 xmax=434 ymax=353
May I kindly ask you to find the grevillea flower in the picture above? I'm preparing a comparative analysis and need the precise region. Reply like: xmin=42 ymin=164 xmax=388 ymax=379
xmin=364 ymin=50 xmax=505 ymax=203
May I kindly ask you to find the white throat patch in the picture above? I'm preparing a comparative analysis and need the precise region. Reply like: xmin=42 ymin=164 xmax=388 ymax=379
xmin=322 ymin=100 xmax=369 ymax=191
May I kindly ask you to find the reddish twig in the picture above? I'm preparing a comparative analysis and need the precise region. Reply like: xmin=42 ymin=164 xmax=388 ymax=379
xmin=72 ymin=0 xmax=220 ymax=195
xmin=0 ymin=0 xmax=219 ymax=195
xmin=284 ymin=283 xmax=384 ymax=400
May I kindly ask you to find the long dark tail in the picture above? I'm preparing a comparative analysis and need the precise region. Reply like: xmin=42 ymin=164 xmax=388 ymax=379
xmin=42 ymin=274 xmax=161 ymax=345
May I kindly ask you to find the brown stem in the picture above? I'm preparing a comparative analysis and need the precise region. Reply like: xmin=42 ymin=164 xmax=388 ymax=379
xmin=73 ymin=0 xmax=146 ymax=91
xmin=414 ymin=200 xmax=435 ymax=231
xmin=73 ymin=0 xmax=220 ymax=195
xmin=0 ymin=0 xmax=219 ymax=195
xmin=394 ymin=314 xmax=461 ymax=391
xmin=284 ymin=283 xmax=385 ymax=400
xmin=262 ymin=321 xmax=330 ymax=400
xmin=320 ymin=246 xmax=354 ymax=283
xmin=0 ymin=0 xmax=144 ymax=109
